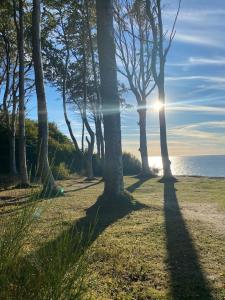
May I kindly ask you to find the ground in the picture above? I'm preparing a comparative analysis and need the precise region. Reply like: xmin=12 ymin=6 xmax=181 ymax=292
xmin=0 ymin=176 xmax=225 ymax=299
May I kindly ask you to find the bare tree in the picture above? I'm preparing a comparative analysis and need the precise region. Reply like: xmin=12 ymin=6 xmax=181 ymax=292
xmin=96 ymin=0 xmax=124 ymax=197
xmin=146 ymin=0 xmax=181 ymax=180
xmin=32 ymin=0 xmax=59 ymax=194
xmin=115 ymin=0 xmax=155 ymax=177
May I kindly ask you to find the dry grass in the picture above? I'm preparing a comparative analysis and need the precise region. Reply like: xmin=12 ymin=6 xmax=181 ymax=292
xmin=0 ymin=176 xmax=225 ymax=299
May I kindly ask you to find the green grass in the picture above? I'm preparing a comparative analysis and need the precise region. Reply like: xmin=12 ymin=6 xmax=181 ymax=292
xmin=0 ymin=176 xmax=225 ymax=299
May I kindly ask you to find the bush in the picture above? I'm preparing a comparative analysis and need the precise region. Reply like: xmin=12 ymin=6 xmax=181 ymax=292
xmin=51 ymin=162 xmax=71 ymax=180
xmin=92 ymin=152 xmax=142 ymax=176
xmin=122 ymin=152 xmax=142 ymax=175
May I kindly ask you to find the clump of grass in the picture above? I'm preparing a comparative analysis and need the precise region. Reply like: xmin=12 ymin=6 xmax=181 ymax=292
xmin=0 ymin=194 xmax=90 ymax=299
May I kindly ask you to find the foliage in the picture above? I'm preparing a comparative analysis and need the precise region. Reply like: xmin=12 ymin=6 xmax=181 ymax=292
xmin=0 ymin=198 xmax=88 ymax=299
xmin=0 ymin=118 xmax=83 ymax=175
xmin=52 ymin=162 xmax=71 ymax=180
xmin=122 ymin=152 xmax=142 ymax=175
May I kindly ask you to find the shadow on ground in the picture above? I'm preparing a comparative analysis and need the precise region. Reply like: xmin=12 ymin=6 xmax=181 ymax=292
xmin=164 ymin=182 xmax=213 ymax=299
xmin=126 ymin=177 xmax=150 ymax=193
xmin=11 ymin=187 xmax=148 ymax=296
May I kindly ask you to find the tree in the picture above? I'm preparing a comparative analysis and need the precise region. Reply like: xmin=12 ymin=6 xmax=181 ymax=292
xmin=146 ymin=0 xmax=180 ymax=180
xmin=85 ymin=0 xmax=104 ymax=161
xmin=115 ymin=0 xmax=155 ymax=177
xmin=42 ymin=0 xmax=81 ymax=153
xmin=0 ymin=0 xmax=18 ymax=176
xmin=96 ymin=0 xmax=124 ymax=197
xmin=32 ymin=0 xmax=59 ymax=194
xmin=14 ymin=0 xmax=29 ymax=187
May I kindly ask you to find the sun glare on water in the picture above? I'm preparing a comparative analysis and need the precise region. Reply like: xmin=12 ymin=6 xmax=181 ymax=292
xmin=153 ymin=100 xmax=164 ymax=111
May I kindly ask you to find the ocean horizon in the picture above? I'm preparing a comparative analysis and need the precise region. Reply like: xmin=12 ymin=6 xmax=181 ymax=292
xmin=148 ymin=154 xmax=225 ymax=177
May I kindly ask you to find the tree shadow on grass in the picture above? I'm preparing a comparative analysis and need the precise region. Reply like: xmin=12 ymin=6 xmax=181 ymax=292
xmin=164 ymin=182 xmax=213 ymax=300
xmin=63 ymin=179 xmax=102 ymax=194
xmin=126 ymin=177 xmax=150 ymax=193
xmin=12 ymin=192 xmax=148 ymax=296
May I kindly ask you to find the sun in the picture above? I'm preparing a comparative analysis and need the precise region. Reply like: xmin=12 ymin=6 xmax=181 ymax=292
xmin=153 ymin=100 xmax=164 ymax=111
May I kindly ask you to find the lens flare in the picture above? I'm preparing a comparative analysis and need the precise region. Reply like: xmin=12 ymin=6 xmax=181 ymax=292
xmin=153 ymin=100 xmax=164 ymax=111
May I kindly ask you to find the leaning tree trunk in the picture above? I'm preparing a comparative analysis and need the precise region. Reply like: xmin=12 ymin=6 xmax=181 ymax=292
xmin=32 ymin=0 xmax=58 ymax=194
xmin=18 ymin=0 xmax=29 ymax=187
xmin=96 ymin=0 xmax=124 ymax=197
xmin=138 ymin=106 xmax=151 ymax=176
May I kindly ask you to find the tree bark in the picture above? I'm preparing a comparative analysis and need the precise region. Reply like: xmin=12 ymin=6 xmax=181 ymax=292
xmin=18 ymin=0 xmax=29 ymax=187
xmin=138 ymin=107 xmax=151 ymax=176
xmin=158 ymin=80 xmax=172 ymax=178
xmin=32 ymin=0 xmax=58 ymax=194
xmin=96 ymin=0 xmax=124 ymax=197
xmin=9 ymin=132 xmax=17 ymax=176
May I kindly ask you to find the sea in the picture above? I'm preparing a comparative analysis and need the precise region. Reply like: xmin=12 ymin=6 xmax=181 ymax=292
xmin=148 ymin=155 xmax=225 ymax=178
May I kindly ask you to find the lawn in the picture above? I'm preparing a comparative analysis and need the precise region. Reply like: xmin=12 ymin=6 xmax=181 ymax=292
xmin=0 ymin=176 xmax=225 ymax=299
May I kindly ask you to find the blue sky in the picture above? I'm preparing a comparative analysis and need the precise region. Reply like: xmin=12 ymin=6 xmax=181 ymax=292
xmin=28 ymin=0 xmax=225 ymax=157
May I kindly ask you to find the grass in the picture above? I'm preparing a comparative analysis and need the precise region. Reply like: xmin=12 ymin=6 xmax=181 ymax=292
xmin=0 ymin=176 xmax=225 ymax=299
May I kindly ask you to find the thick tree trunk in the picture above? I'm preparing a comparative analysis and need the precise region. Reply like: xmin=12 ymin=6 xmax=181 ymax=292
xmin=32 ymin=0 xmax=58 ymax=194
xmin=18 ymin=0 xmax=29 ymax=187
xmin=158 ymin=81 xmax=173 ymax=179
xmin=138 ymin=107 xmax=151 ymax=176
xmin=96 ymin=0 xmax=124 ymax=197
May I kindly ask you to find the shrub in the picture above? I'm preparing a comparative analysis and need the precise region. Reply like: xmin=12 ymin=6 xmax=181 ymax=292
xmin=51 ymin=162 xmax=71 ymax=180
xmin=122 ymin=152 xmax=142 ymax=175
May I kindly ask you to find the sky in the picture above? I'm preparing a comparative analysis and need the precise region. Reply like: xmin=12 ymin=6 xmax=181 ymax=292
xmin=28 ymin=0 xmax=225 ymax=158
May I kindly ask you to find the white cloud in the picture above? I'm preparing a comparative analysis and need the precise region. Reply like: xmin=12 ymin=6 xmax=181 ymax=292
xmin=174 ymin=33 xmax=224 ymax=48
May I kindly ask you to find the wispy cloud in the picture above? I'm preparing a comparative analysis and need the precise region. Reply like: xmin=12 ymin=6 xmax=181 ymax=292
xmin=166 ymin=75 xmax=225 ymax=83
xmin=168 ymin=57 xmax=225 ymax=67
xmin=174 ymin=33 xmax=224 ymax=48
xmin=168 ymin=121 xmax=225 ymax=143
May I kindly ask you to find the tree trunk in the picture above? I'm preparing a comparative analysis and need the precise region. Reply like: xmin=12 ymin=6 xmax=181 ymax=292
xmin=85 ymin=134 xmax=94 ymax=180
xmin=95 ymin=117 xmax=101 ymax=159
xmin=62 ymin=49 xmax=80 ymax=152
xmin=81 ymin=118 xmax=85 ymax=153
xmin=138 ymin=107 xmax=151 ymax=176
xmin=9 ymin=132 xmax=17 ymax=176
xmin=96 ymin=0 xmax=124 ymax=197
xmin=18 ymin=0 xmax=29 ymax=187
xmin=81 ymin=27 xmax=95 ymax=180
xmin=32 ymin=0 xmax=58 ymax=194
xmin=85 ymin=0 xmax=104 ymax=161
xmin=158 ymin=81 xmax=173 ymax=179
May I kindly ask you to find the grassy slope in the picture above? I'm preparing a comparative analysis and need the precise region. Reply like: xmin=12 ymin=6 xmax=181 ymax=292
xmin=0 ymin=176 xmax=225 ymax=299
